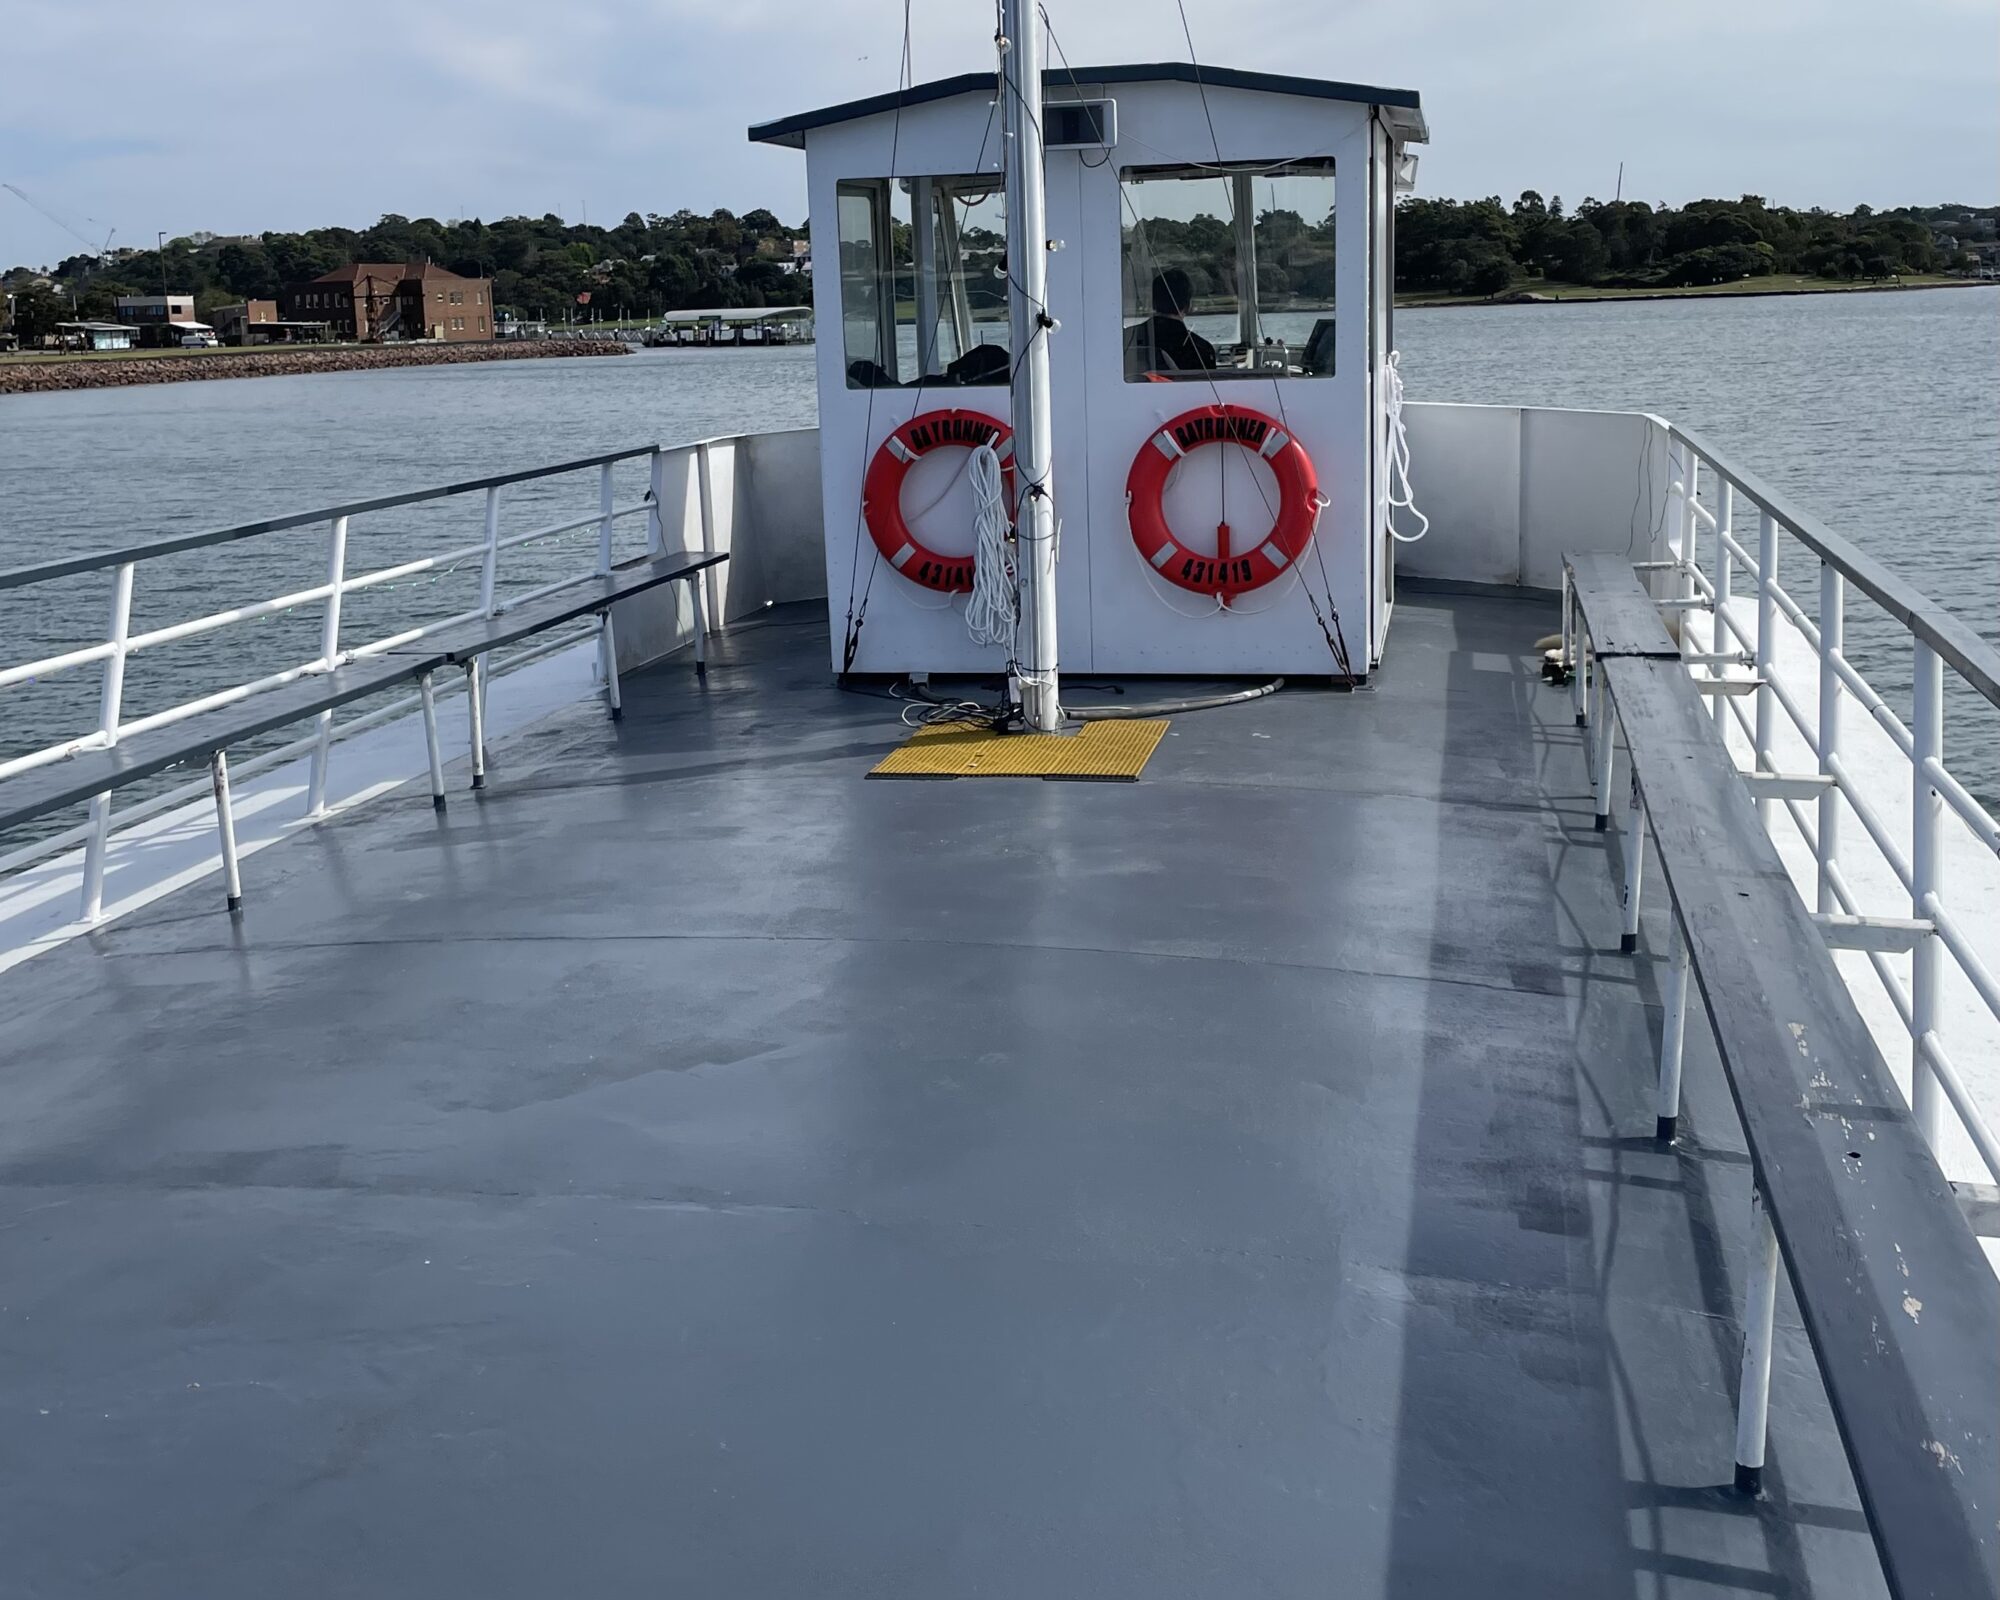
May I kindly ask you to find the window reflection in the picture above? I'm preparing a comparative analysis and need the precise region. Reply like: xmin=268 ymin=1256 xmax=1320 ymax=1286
xmin=1121 ymin=160 xmax=1338 ymax=381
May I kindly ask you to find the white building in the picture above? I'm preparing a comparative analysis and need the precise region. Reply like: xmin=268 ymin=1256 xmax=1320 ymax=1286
xmin=751 ymin=63 xmax=1426 ymax=677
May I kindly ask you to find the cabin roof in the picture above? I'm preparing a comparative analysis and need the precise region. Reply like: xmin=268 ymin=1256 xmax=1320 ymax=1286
xmin=748 ymin=61 xmax=1426 ymax=149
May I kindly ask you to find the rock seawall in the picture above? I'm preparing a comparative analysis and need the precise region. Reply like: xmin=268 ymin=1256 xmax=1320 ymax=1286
xmin=0 ymin=339 xmax=632 ymax=396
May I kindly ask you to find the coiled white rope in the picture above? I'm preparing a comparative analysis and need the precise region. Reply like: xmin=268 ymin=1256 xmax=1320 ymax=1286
xmin=964 ymin=442 xmax=1018 ymax=649
xmin=1384 ymin=350 xmax=1430 ymax=544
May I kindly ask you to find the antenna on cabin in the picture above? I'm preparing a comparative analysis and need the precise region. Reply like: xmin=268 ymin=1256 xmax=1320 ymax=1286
xmin=1615 ymin=162 xmax=1624 ymax=203
xmin=999 ymin=0 xmax=1062 ymax=731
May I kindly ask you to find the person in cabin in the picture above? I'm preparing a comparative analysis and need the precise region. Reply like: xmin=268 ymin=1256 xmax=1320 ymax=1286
xmin=1126 ymin=267 xmax=1219 ymax=377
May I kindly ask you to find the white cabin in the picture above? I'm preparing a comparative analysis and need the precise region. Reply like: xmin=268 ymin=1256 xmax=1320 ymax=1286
xmin=751 ymin=62 xmax=1427 ymax=677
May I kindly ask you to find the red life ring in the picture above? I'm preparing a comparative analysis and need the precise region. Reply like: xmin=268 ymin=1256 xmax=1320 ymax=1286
xmin=1126 ymin=405 xmax=1323 ymax=599
xmin=862 ymin=409 xmax=1015 ymax=594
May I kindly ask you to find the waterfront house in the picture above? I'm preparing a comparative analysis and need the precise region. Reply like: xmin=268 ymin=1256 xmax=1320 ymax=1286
xmin=114 ymin=294 xmax=201 ymax=347
xmin=113 ymin=294 xmax=195 ymax=327
xmin=211 ymin=301 xmax=329 ymax=344
xmin=54 ymin=321 xmax=139 ymax=351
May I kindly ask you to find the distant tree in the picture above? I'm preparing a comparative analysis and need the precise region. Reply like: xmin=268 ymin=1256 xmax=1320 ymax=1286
xmin=8 ymin=284 xmax=67 ymax=341
xmin=73 ymin=277 xmax=138 ymax=320
xmin=1466 ymin=250 xmax=1514 ymax=296
xmin=736 ymin=258 xmax=792 ymax=297
xmin=1547 ymin=221 xmax=1608 ymax=284
xmin=215 ymin=240 xmax=278 ymax=299
xmin=8 ymin=188 xmax=1986 ymax=323
xmin=1664 ymin=242 xmax=1764 ymax=286
xmin=647 ymin=250 xmax=698 ymax=307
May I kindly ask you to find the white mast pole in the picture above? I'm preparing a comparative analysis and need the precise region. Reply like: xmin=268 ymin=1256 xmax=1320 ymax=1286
xmin=1000 ymin=0 xmax=1061 ymax=730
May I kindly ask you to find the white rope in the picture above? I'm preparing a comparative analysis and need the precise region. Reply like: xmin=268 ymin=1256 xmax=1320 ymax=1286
xmin=963 ymin=442 xmax=1017 ymax=649
xmin=1384 ymin=350 xmax=1430 ymax=544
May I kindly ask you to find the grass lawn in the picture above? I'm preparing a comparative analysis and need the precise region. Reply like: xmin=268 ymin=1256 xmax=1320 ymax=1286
xmin=0 ymin=341 xmax=373 ymax=367
xmin=1395 ymin=273 xmax=1975 ymax=308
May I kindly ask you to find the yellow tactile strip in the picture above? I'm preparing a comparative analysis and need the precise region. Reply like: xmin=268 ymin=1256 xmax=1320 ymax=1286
xmin=869 ymin=718 xmax=1169 ymax=780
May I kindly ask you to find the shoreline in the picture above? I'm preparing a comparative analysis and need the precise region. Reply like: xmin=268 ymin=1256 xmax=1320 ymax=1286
xmin=0 ymin=339 xmax=632 ymax=396
xmin=1394 ymin=276 xmax=1991 ymax=311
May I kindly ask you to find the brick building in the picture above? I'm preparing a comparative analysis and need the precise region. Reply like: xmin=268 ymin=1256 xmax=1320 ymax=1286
xmin=279 ymin=262 xmax=493 ymax=342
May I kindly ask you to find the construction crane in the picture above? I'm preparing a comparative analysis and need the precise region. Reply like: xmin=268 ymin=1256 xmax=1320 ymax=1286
xmin=3 ymin=182 xmax=118 ymax=264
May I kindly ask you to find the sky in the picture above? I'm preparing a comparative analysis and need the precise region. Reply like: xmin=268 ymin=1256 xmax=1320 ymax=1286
xmin=3 ymin=0 xmax=1997 ymax=269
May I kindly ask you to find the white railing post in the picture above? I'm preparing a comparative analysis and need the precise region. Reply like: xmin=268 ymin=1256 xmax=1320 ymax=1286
xmin=211 ymin=749 xmax=243 ymax=912
xmin=1658 ymin=440 xmax=1685 ymax=601
xmin=305 ymin=515 xmax=348 ymax=817
xmin=418 ymin=671 xmax=446 ymax=811
xmin=596 ymin=464 xmax=617 ymax=693
xmin=1733 ymin=1187 xmax=1780 ymax=1497
xmin=598 ymin=462 xmax=616 ymax=576
xmin=1816 ymin=565 xmax=1843 ymax=915
xmin=1753 ymin=510 xmax=1779 ymax=826
xmin=78 ymin=561 xmax=136 ymax=922
xmin=1678 ymin=453 xmax=1700 ymax=606
xmin=1620 ymin=768 xmax=1645 ymax=954
xmin=465 ymin=657 xmax=488 ymax=790
xmin=1711 ymin=482 xmax=1733 ymax=727
xmin=647 ymin=448 xmax=669 ymax=555
xmin=1910 ymin=640 xmax=1945 ymax=1148
xmin=479 ymin=485 xmax=502 ymax=616
xmin=696 ymin=440 xmax=719 ymax=636
xmin=1656 ymin=910 xmax=1691 ymax=1143
xmin=1593 ymin=683 xmax=1617 ymax=832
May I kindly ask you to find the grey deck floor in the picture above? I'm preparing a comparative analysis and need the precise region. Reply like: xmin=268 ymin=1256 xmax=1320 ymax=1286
xmin=0 ymin=591 xmax=1884 ymax=1599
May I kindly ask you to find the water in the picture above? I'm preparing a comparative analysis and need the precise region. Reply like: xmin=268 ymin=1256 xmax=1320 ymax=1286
xmin=1394 ymin=286 xmax=1999 ymax=793
xmin=1 ymin=288 xmax=1994 ymax=795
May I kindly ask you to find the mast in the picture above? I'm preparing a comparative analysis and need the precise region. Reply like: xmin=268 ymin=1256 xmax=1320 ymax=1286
xmin=1000 ymin=0 xmax=1062 ymax=730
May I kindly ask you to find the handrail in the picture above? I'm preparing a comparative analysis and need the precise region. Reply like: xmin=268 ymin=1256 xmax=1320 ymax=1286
xmin=1649 ymin=425 xmax=2000 ymax=1213
xmin=1565 ymin=555 xmax=2000 ymax=1597
xmin=0 ymin=434 xmax=745 ymax=923
xmin=1663 ymin=420 xmax=2000 ymax=711
xmin=0 ymin=443 xmax=664 ymax=592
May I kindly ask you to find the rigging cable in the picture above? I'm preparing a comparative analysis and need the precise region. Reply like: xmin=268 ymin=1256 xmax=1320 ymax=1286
xmin=1162 ymin=0 xmax=1356 ymax=681
xmin=838 ymin=0 xmax=917 ymax=678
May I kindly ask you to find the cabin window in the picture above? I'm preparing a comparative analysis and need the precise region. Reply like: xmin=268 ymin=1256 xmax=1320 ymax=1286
xmin=1119 ymin=159 xmax=1338 ymax=381
xmin=836 ymin=175 xmax=1010 ymax=389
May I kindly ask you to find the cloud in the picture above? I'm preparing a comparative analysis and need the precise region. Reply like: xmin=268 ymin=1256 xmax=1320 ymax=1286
xmin=1 ymin=0 xmax=1994 ymax=269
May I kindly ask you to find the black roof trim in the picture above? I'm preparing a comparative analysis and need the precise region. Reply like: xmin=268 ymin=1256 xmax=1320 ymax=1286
xmin=748 ymin=63 xmax=1421 ymax=147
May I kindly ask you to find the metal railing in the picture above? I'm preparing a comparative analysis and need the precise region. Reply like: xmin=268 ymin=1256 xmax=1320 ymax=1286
xmin=0 ymin=438 xmax=729 ymax=921
xmin=1648 ymin=421 xmax=2000 ymax=1190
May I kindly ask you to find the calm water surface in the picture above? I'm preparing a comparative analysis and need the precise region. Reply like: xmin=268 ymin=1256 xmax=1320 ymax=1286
xmin=2 ymin=287 xmax=1994 ymax=790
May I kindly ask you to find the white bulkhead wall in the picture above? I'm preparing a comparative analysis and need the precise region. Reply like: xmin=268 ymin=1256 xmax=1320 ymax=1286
xmin=802 ymin=78 xmax=1389 ymax=678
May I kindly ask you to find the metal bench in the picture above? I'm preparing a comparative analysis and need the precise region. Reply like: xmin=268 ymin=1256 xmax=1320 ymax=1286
xmin=1565 ymin=551 xmax=2000 ymax=1600
xmin=0 ymin=551 xmax=725 ymax=911
xmin=395 ymin=551 xmax=726 ymax=787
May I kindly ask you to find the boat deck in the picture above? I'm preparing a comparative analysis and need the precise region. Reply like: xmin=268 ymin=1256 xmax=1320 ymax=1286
xmin=0 ymin=589 xmax=1886 ymax=1598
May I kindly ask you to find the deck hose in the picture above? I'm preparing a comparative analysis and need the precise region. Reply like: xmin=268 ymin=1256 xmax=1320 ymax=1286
xmin=903 ymin=678 xmax=1285 ymax=724
xmin=1063 ymin=679 xmax=1284 ymax=720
